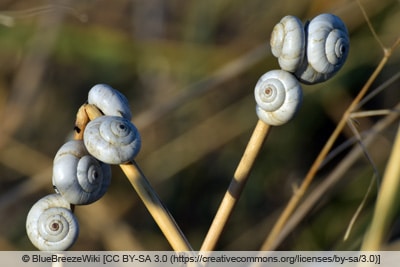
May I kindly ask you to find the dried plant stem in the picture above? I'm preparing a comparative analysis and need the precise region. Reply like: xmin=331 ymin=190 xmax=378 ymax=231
xmin=201 ymin=120 xmax=271 ymax=251
xmin=74 ymin=105 xmax=91 ymax=140
xmin=344 ymin=174 xmax=376 ymax=241
xmin=361 ymin=124 xmax=400 ymax=250
xmin=119 ymin=162 xmax=193 ymax=251
xmin=356 ymin=0 xmax=386 ymax=52
xmin=75 ymin=104 xmax=193 ymax=251
xmin=263 ymin=103 xmax=400 ymax=250
xmin=261 ymin=38 xmax=400 ymax=250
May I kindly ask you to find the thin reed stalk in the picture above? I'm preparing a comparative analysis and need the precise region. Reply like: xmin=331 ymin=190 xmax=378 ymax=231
xmin=361 ymin=123 xmax=400 ymax=250
xmin=201 ymin=120 xmax=271 ymax=251
xmin=261 ymin=37 xmax=400 ymax=250
xmin=75 ymin=104 xmax=193 ymax=251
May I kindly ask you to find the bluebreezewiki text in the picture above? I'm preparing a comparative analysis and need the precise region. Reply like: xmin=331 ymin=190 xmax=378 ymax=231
xmin=31 ymin=254 xmax=101 ymax=263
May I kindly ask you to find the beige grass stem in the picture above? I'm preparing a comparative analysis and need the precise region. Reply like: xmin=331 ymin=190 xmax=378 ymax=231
xmin=361 ymin=124 xmax=400 ymax=250
xmin=76 ymin=104 xmax=193 ymax=251
xmin=261 ymin=38 xmax=400 ymax=250
xmin=119 ymin=162 xmax=193 ymax=251
xmin=262 ymin=105 xmax=400 ymax=250
xmin=201 ymin=119 xmax=271 ymax=251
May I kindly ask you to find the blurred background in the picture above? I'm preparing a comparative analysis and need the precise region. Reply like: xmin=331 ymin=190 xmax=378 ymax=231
xmin=0 ymin=0 xmax=399 ymax=251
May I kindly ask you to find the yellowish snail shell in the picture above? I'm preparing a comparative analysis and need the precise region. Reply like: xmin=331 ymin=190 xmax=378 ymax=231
xmin=83 ymin=116 xmax=141 ymax=164
xmin=254 ymin=69 xmax=302 ymax=126
xmin=26 ymin=194 xmax=79 ymax=251
xmin=270 ymin=13 xmax=349 ymax=84
xmin=52 ymin=140 xmax=112 ymax=205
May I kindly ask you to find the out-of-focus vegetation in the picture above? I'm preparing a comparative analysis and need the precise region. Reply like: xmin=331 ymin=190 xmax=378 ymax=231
xmin=0 ymin=0 xmax=399 ymax=250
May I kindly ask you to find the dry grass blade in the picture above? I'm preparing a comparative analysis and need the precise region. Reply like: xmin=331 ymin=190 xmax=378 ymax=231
xmin=344 ymin=174 xmax=376 ymax=241
xmin=201 ymin=120 xmax=270 ymax=251
xmin=81 ymin=104 xmax=193 ymax=251
xmin=263 ymin=101 xmax=400 ymax=250
xmin=119 ymin=162 xmax=193 ymax=251
xmin=261 ymin=34 xmax=400 ymax=251
xmin=354 ymin=71 xmax=400 ymax=109
xmin=361 ymin=124 xmax=400 ymax=250
xmin=356 ymin=0 xmax=386 ymax=51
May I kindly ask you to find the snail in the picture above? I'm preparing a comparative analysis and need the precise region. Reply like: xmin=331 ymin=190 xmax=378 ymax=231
xmin=52 ymin=140 xmax=112 ymax=205
xmin=254 ymin=69 xmax=302 ymax=126
xmin=270 ymin=15 xmax=305 ymax=73
xmin=270 ymin=13 xmax=349 ymax=84
xmin=83 ymin=115 xmax=141 ymax=164
xmin=26 ymin=194 xmax=79 ymax=251
xmin=88 ymin=84 xmax=132 ymax=120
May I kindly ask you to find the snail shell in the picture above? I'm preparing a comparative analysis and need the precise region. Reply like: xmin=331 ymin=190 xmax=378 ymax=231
xmin=270 ymin=15 xmax=305 ymax=73
xmin=26 ymin=194 xmax=79 ymax=251
xmin=270 ymin=13 xmax=349 ymax=84
xmin=88 ymin=84 xmax=132 ymax=120
xmin=254 ymin=69 xmax=302 ymax=126
xmin=83 ymin=116 xmax=141 ymax=164
xmin=52 ymin=140 xmax=112 ymax=205
xmin=295 ymin=13 xmax=349 ymax=84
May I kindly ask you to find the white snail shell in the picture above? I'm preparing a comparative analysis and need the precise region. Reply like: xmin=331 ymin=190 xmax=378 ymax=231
xmin=270 ymin=15 xmax=305 ymax=73
xmin=254 ymin=69 xmax=302 ymax=126
xmin=52 ymin=140 xmax=112 ymax=205
xmin=26 ymin=194 xmax=79 ymax=251
xmin=270 ymin=13 xmax=349 ymax=84
xmin=88 ymin=84 xmax=132 ymax=120
xmin=296 ymin=13 xmax=349 ymax=84
xmin=83 ymin=116 xmax=141 ymax=164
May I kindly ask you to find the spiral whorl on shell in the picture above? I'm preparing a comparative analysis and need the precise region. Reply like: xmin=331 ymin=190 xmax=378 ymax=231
xmin=270 ymin=15 xmax=305 ymax=73
xmin=52 ymin=140 xmax=112 ymax=205
xmin=83 ymin=116 xmax=141 ymax=164
xmin=26 ymin=194 xmax=79 ymax=251
xmin=296 ymin=13 xmax=349 ymax=84
xmin=254 ymin=70 xmax=302 ymax=126
xmin=270 ymin=13 xmax=349 ymax=84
